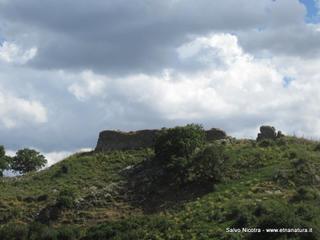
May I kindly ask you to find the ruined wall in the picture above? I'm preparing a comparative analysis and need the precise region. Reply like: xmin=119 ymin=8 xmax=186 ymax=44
xmin=95 ymin=128 xmax=227 ymax=151
xmin=95 ymin=130 xmax=159 ymax=151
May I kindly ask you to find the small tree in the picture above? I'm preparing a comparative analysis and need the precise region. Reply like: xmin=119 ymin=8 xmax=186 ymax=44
xmin=154 ymin=124 xmax=205 ymax=183
xmin=11 ymin=148 xmax=47 ymax=174
xmin=155 ymin=124 xmax=205 ymax=162
xmin=0 ymin=146 xmax=12 ymax=177
xmin=190 ymin=143 xmax=228 ymax=183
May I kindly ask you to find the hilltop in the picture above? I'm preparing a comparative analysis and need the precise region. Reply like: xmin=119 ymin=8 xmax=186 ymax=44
xmin=0 ymin=125 xmax=320 ymax=240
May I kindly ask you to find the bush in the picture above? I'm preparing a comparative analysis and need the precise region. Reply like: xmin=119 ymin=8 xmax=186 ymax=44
xmin=0 ymin=146 xmax=12 ymax=177
xmin=154 ymin=124 xmax=205 ymax=164
xmin=154 ymin=124 xmax=205 ymax=183
xmin=56 ymin=188 xmax=77 ymax=209
xmin=11 ymin=148 xmax=47 ymax=174
xmin=84 ymin=216 xmax=173 ymax=240
xmin=249 ymin=200 xmax=319 ymax=240
xmin=314 ymin=143 xmax=320 ymax=151
xmin=57 ymin=226 xmax=81 ymax=240
xmin=258 ymin=139 xmax=275 ymax=148
xmin=190 ymin=144 xmax=228 ymax=183
xmin=0 ymin=222 xmax=28 ymax=240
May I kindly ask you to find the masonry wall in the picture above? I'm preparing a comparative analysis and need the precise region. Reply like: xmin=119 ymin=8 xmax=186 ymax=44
xmin=95 ymin=128 xmax=227 ymax=151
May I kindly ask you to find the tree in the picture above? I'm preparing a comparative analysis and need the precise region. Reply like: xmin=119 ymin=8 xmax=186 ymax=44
xmin=155 ymin=124 xmax=205 ymax=163
xmin=154 ymin=124 xmax=205 ymax=183
xmin=0 ymin=145 xmax=12 ymax=177
xmin=11 ymin=148 xmax=47 ymax=174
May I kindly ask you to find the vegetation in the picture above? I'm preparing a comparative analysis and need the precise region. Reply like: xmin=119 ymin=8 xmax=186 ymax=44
xmin=0 ymin=145 xmax=11 ymax=176
xmin=0 ymin=125 xmax=319 ymax=239
xmin=11 ymin=148 xmax=47 ymax=174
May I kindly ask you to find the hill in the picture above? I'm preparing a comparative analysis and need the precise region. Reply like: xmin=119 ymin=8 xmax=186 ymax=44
xmin=0 ymin=127 xmax=320 ymax=239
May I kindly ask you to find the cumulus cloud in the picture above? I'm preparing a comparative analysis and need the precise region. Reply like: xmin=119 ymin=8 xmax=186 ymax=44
xmin=0 ymin=0 xmax=313 ymax=73
xmin=68 ymin=70 xmax=107 ymax=101
xmin=0 ymin=41 xmax=37 ymax=64
xmin=65 ymin=33 xmax=320 ymax=139
xmin=0 ymin=88 xmax=47 ymax=128
xmin=70 ymin=34 xmax=284 ymax=121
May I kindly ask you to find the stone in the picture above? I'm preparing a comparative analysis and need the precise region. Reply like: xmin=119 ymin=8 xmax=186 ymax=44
xmin=206 ymin=128 xmax=227 ymax=141
xmin=257 ymin=125 xmax=277 ymax=141
xmin=95 ymin=129 xmax=159 ymax=151
xmin=276 ymin=131 xmax=285 ymax=138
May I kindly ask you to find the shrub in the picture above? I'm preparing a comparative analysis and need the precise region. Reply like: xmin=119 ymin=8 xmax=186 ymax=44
xmin=0 ymin=222 xmax=28 ymax=240
xmin=249 ymin=200 xmax=319 ymax=240
xmin=314 ymin=143 xmax=320 ymax=151
xmin=292 ymin=187 xmax=319 ymax=202
xmin=190 ymin=143 xmax=228 ymax=183
xmin=56 ymin=188 xmax=76 ymax=209
xmin=154 ymin=124 xmax=205 ymax=164
xmin=154 ymin=124 xmax=205 ymax=183
xmin=258 ymin=139 xmax=275 ymax=148
xmin=84 ymin=216 xmax=173 ymax=240
xmin=57 ymin=226 xmax=81 ymax=240
xmin=0 ymin=146 xmax=12 ymax=176
xmin=37 ymin=227 xmax=58 ymax=240
xmin=36 ymin=205 xmax=61 ymax=224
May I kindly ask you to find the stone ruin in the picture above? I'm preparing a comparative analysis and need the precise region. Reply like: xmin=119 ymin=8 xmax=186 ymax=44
xmin=95 ymin=128 xmax=227 ymax=151
xmin=256 ymin=125 xmax=284 ymax=141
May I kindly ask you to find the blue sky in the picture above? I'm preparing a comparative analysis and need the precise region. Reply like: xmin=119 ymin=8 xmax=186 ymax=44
xmin=300 ymin=0 xmax=320 ymax=22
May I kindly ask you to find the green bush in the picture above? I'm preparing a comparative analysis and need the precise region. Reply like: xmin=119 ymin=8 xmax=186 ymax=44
xmin=0 ymin=222 xmax=28 ymax=240
xmin=190 ymin=143 xmax=228 ymax=183
xmin=0 ymin=145 xmax=12 ymax=177
xmin=154 ymin=124 xmax=205 ymax=164
xmin=258 ymin=139 xmax=275 ymax=148
xmin=84 ymin=216 xmax=173 ymax=240
xmin=56 ymin=189 xmax=77 ymax=209
xmin=154 ymin=124 xmax=205 ymax=183
xmin=57 ymin=226 xmax=81 ymax=240
xmin=249 ymin=200 xmax=319 ymax=240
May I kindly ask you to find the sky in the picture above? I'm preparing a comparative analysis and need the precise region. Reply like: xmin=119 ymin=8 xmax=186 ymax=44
xmin=1 ymin=0 xmax=320 ymax=164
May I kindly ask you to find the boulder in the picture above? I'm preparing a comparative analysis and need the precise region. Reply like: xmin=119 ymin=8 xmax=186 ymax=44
xmin=206 ymin=128 xmax=227 ymax=141
xmin=95 ymin=129 xmax=159 ymax=151
xmin=257 ymin=125 xmax=284 ymax=141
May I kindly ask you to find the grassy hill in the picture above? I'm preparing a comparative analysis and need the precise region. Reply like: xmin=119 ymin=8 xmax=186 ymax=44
xmin=1 ymin=135 xmax=320 ymax=239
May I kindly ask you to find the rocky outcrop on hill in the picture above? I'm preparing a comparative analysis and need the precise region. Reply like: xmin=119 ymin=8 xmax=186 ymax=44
xmin=206 ymin=128 xmax=227 ymax=141
xmin=95 ymin=130 xmax=159 ymax=151
xmin=95 ymin=128 xmax=227 ymax=151
xmin=257 ymin=126 xmax=284 ymax=141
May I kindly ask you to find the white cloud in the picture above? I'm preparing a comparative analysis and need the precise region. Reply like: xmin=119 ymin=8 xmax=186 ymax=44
xmin=0 ymin=41 xmax=37 ymax=64
xmin=65 ymin=33 xmax=320 ymax=139
xmin=0 ymin=88 xmax=47 ymax=128
xmin=44 ymin=147 xmax=92 ymax=167
xmin=68 ymin=70 xmax=107 ymax=101
xmin=69 ymin=34 xmax=285 ymax=119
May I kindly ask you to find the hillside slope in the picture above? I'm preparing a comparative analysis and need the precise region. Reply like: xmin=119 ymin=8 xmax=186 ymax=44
xmin=0 ymin=136 xmax=320 ymax=239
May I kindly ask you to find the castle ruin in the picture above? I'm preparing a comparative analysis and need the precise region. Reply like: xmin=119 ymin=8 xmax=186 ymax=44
xmin=95 ymin=128 xmax=227 ymax=151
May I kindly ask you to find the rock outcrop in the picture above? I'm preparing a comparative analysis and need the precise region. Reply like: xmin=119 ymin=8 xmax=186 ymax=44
xmin=95 ymin=128 xmax=227 ymax=151
xmin=206 ymin=128 xmax=227 ymax=141
xmin=95 ymin=130 xmax=159 ymax=151
xmin=257 ymin=126 xmax=284 ymax=141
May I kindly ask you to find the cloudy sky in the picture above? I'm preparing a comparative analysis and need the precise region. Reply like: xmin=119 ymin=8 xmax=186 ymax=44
xmin=1 ymin=0 xmax=320 ymax=162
